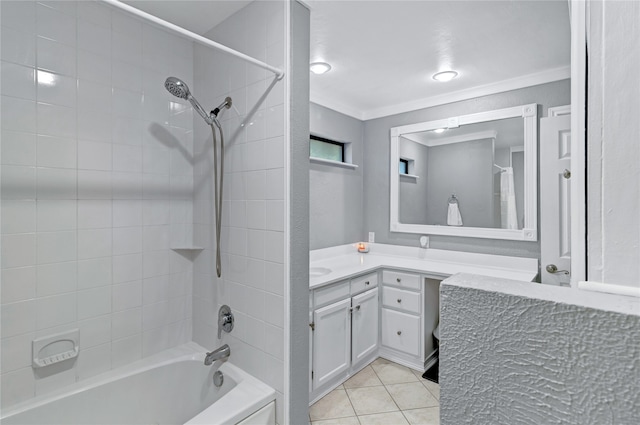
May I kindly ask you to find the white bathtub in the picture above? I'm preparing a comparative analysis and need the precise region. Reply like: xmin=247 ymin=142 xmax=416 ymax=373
xmin=0 ymin=342 xmax=276 ymax=425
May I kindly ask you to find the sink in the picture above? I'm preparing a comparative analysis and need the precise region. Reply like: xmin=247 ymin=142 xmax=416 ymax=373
xmin=310 ymin=267 xmax=332 ymax=277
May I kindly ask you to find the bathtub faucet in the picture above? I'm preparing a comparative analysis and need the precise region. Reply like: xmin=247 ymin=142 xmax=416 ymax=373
xmin=204 ymin=344 xmax=230 ymax=366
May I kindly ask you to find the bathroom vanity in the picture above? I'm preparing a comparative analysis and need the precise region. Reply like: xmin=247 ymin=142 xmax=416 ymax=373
xmin=308 ymin=243 xmax=538 ymax=404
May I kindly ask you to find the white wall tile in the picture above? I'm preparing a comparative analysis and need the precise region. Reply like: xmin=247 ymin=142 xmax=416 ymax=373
xmin=2 ymin=233 xmax=36 ymax=269
xmin=2 ymin=200 xmax=36 ymax=234
xmin=77 ymin=170 xmax=111 ymax=200
xmin=2 ymin=96 xmax=37 ymax=133
xmin=76 ymin=343 xmax=111 ymax=381
xmin=36 ymin=261 xmax=76 ymax=296
xmin=78 ymin=110 xmax=112 ymax=143
xmin=36 ymin=200 xmax=76 ymax=231
xmin=35 ymin=292 xmax=76 ymax=329
xmin=1 ymin=368 xmax=35 ymax=409
xmin=1 ymin=332 xmax=35 ymax=373
xmin=1 ymin=1 xmax=36 ymax=33
xmin=264 ymin=261 xmax=285 ymax=296
xmin=113 ymin=144 xmax=142 ymax=173
xmin=264 ymin=324 xmax=284 ymax=360
xmin=77 ymin=286 xmax=111 ymax=320
xmin=1 ymin=165 xmax=36 ymax=202
xmin=77 ymin=50 xmax=111 ymax=85
xmin=264 ymin=231 xmax=284 ymax=264
xmin=1 ymin=61 xmax=36 ymax=100
xmin=1 ymin=299 xmax=36 ymax=337
xmin=78 ymin=200 xmax=112 ymax=229
xmin=111 ymin=335 xmax=142 ymax=369
xmin=36 ymin=70 xmax=76 ymax=108
xmin=78 ymin=315 xmax=111 ymax=349
xmin=1 ymin=266 xmax=37 ymax=303
xmin=35 ymin=167 xmax=76 ymax=200
xmin=77 ymin=1 xmax=111 ymax=29
xmin=142 ymin=301 xmax=169 ymax=330
xmin=112 ymin=253 xmax=143 ymax=283
xmin=78 ymin=141 xmax=112 ymax=171
xmin=263 ymin=292 xmax=284 ymax=328
xmin=113 ymin=200 xmax=142 ymax=227
xmin=112 ymin=281 xmax=142 ymax=311
xmin=112 ymin=172 xmax=142 ymax=200
xmin=1 ymin=130 xmax=36 ymax=166
xmin=266 ymin=200 xmax=284 ymax=232
xmin=37 ymin=230 xmax=76 ymax=264
xmin=265 ymin=168 xmax=284 ymax=200
xmin=37 ymin=102 xmax=76 ymax=139
xmin=77 ymin=19 xmax=110 ymax=55
xmin=1 ymin=28 xmax=36 ymax=67
xmin=36 ymin=135 xmax=76 ymax=169
xmin=77 ymin=79 xmax=111 ymax=113
xmin=36 ymin=3 xmax=76 ymax=46
xmin=112 ymin=226 xmax=142 ymax=255
xmin=142 ymin=251 xmax=170 ymax=279
xmin=37 ymin=37 xmax=76 ymax=77
xmin=112 ymin=308 xmax=142 ymax=340
xmin=77 ymin=257 xmax=112 ymax=289
xmin=142 ymin=274 xmax=169 ymax=304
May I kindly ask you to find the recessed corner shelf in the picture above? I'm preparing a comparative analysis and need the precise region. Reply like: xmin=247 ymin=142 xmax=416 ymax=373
xmin=310 ymin=157 xmax=359 ymax=170
xmin=171 ymin=246 xmax=204 ymax=251
xmin=400 ymin=173 xmax=419 ymax=180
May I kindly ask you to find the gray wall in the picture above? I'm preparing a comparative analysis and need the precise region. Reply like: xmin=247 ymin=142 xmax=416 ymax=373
xmin=398 ymin=138 xmax=430 ymax=224
xmin=440 ymin=274 xmax=640 ymax=424
xmin=289 ymin=2 xmax=311 ymax=424
xmin=363 ymin=79 xmax=571 ymax=259
xmin=310 ymin=102 xmax=365 ymax=249
xmin=425 ymin=139 xmax=494 ymax=227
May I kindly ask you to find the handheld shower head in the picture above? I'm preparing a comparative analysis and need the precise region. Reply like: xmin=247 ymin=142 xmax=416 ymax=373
xmin=164 ymin=76 xmax=213 ymax=125
xmin=164 ymin=77 xmax=190 ymax=99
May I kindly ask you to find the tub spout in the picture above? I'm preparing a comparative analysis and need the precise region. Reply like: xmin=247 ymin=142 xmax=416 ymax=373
xmin=204 ymin=344 xmax=230 ymax=366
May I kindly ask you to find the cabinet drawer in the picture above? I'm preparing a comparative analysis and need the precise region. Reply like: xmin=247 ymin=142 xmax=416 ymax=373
xmin=314 ymin=281 xmax=349 ymax=307
xmin=382 ymin=270 xmax=421 ymax=290
xmin=381 ymin=308 xmax=420 ymax=357
xmin=351 ymin=272 xmax=378 ymax=295
xmin=382 ymin=286 xmax=421 ymax=314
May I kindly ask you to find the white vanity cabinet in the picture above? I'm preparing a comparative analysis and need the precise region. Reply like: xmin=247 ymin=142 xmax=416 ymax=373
xmin=379 ymin=269 xmax=426 ymax=370
xmin=310 ymin=272 xmax=379 ymax=402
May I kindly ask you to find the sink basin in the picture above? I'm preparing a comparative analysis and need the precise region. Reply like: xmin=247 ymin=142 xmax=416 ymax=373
xmin=310 ymin=267 xmax=332 ymax=277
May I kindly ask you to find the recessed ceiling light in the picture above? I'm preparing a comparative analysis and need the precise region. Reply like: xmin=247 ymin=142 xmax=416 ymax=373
xmin=432 ymin=128 xmax=446 ymax=134
xmin=310 ymin=62 xmax=332 ymax=75
xmin=432 ymin=70 xmax=458 ymax=82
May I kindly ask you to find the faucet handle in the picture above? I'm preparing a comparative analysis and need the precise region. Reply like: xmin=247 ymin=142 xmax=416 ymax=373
xmin=218 ymin=305 xmax=234 ymax=339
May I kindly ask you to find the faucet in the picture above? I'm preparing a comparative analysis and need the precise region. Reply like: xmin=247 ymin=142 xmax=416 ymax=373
xmin=204 ymin=344 xmax=230 ymax=366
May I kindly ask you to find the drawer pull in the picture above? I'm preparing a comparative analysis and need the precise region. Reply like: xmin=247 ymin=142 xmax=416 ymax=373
xmin=397 ymin=330 xmax=402 ymax=335
xmin=365 ymin=281 xmax=370 ymax=285
xmin=397 ymin=299 xmax=402 ymax=303
xmin=396 ymin=278 xmax=401 ymax=283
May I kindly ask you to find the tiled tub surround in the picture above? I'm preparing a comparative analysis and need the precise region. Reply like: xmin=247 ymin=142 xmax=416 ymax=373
xmin=309 ymin=243 xmax=537 ymax=404
xmin=191 ymin=2 xmax=287 ymax=424
xmin=0 ymin=0 xmax=197 ymax=409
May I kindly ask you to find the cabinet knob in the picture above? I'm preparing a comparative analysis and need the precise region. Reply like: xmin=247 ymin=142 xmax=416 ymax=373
xmin=397 ymin=330 xmax=402 ymax=335
xmin=365 ymin=281 xmax=370 ymax=285
xmin=396 ymin=278 xmax=401 ymax=283
xmin=397 ymin=298 xmax=402 ymax=303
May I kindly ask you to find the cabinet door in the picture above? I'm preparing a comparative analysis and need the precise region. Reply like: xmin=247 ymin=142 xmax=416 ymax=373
xmin=351 ymin=287 xmax=379 ymax=365
xmin=312 ymin=298 xmax=351 ymax=390
xmin=381 ymin=308 xmax=421 ymax=357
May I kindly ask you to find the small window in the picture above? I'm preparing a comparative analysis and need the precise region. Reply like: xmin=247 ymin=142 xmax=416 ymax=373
xmin=310 ymin=135 xmax=345 ymax=163
xmin=399 ymin=159 xmax=409 ymax=175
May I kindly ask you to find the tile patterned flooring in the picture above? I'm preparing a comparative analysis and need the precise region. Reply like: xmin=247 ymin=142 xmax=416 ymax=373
xmin=310 ymin=358 xmax=440 ymax=425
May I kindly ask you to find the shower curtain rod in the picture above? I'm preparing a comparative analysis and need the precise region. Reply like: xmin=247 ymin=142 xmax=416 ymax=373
xmin=101 ymin=0 xmax=285 ymax=81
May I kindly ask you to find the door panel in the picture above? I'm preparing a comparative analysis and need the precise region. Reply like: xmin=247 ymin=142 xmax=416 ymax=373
xmin=312 ymin=298 xmax=351 ymax=390
xmin=541 ymin=114 xmax=572 ymax=285
xmin=351 ymin=288 xmax=378 ymax=365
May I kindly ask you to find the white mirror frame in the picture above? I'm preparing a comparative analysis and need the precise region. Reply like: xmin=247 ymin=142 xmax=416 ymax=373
xmin=390 ymin=103 xmax=538 ymax=241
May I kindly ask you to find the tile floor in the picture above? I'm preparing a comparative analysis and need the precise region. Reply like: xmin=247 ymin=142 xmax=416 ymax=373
xmin=309 ymin=358 xmax=440 ymax=425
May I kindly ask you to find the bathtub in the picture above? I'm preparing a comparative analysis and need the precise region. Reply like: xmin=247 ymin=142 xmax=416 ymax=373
xmin=1 ymin=342 xmax=276 ymax=425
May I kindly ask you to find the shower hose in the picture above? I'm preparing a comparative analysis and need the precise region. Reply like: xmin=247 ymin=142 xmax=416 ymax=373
xmin=210 ymin=122 xmax=224 ymax=278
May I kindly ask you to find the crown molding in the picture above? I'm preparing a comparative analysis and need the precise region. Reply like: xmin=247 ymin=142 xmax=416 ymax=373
xmin=310 ymin=66 xmax=570 ymax=122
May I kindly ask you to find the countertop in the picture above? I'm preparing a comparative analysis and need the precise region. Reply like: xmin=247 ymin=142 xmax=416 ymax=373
xmin=309 ymin=243 xmax=539 ymax=290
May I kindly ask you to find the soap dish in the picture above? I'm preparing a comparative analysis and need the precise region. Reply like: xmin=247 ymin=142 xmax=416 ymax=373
xmin=32 ymin=329 xmax=79 ymax=368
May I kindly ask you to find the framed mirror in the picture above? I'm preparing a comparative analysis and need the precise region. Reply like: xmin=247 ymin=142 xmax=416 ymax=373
xmin=390 ymin=103 xmax=538 ymax=241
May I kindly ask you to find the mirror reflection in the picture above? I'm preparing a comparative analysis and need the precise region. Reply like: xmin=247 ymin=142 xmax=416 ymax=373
xmin=398 ymin=117 xmax=525 ymax=229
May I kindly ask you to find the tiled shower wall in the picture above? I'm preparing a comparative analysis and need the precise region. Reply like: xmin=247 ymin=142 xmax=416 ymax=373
xmin=0 ymin=0 xmax=196 ymax=408
xmin=192 ymin=1 xmax=286 ymax=423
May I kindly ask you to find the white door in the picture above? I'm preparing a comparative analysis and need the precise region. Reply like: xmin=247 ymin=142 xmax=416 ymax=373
xmin=312 ymin=298 xmax=351 ymax=390
xmin=351 ymin=288 xmax=379 ymax=365
xmin=541 ymin=114 xmax=572 ymax=285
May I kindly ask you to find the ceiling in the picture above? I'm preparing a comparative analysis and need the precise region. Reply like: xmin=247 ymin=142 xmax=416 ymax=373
xmin=120 ymin=0 xmax=571 ymax=121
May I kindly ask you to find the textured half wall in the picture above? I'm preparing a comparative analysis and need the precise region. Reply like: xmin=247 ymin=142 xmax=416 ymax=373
xmin=440 ymin=274 xmax=640 ymax=425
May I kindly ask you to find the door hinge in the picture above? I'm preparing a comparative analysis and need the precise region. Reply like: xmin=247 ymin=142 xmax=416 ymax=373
xmin=309 ymin=322 xmax=315 ymax=331
xmin=311 ymin=370 xmax=314 ymax=380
